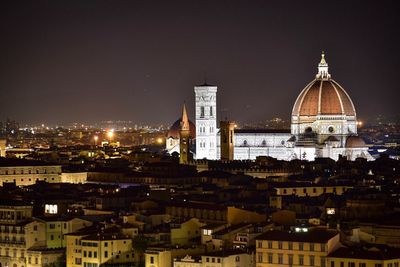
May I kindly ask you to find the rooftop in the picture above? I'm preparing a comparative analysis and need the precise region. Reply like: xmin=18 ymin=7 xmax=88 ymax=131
xmin=328 ymin=245 xmax=400 ymax=260
xmin=203 ymin=249 xmax=249 ymax=257
xmin=256 ymin=228 xmax=338 ymax=243
xmin=235 ymin=129 xmax=290 ymax=134
xmin=0 ymin=158 xmax=60 ymax=167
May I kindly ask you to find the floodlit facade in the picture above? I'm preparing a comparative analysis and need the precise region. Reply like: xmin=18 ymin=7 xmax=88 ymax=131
xmin=0 ymin=164 xmax=62 ymax=186
xmin=255 ymin=228 xmax=340 ymax=267
xmin=36 ymin=217 xmax=92 ymax=249
xmin=0 ymin=201 xmax=47 ymax=267
xmin=66 ymin=233 xmax=137 ymax=267
xmin=327 ymin=246 xmax=400 ymax=267
xmin=167 ymin=53 xmax=373 ymax=161
xmin=194 ymin=84 xmax=218 ymax=160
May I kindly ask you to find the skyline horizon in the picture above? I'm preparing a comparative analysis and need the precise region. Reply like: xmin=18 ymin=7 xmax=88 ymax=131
xmin=1 ymin=1 xmax=399 ymax=125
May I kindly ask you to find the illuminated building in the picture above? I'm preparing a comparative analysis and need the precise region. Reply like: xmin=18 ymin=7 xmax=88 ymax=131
xmin=167 ymin=53 xmax=373 ymax=161
xmin=0 ymin=159 xmax=62 ymax=186
xmin=66 ymin=232 xmax=137 ymax=267
xmin=179 ymin=104 xmax=191 ymax=164
xmin=194 ymin=83 xmax=218 ymax=160
xmin=0 ymin=200 xmax=46 ymax=267
xmin=36 ymin=217 xmax=92 ymax=249
xmin=0 ymin=139 xmax=6 ymax=158
xmin=327 ymin=246 xmax=400 ymax=267
xmin=166 ymin=115 xmax=196 ymax=156
xmin=255 ymin=228 xmax=340 ymax=267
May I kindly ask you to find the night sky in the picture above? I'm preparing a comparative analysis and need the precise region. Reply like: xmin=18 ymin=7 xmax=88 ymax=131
xmin=1 ymin=0 xmax=399 ymax=125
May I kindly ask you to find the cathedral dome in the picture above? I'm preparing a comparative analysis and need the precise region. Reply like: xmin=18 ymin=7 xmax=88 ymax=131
xmin=292 ymin=53 xmax=356 ymax=117
xmin=345 ymin=136 xmax=366 ymax=148
xmin=167 ymin=118 xmax=196 ymax=139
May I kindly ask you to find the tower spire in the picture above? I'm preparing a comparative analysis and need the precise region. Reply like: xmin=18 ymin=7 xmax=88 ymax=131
xmin=179 ymin=103 xmax=191 ymax=164
xmin=316 ymin=51 xmax=331 ymax=79
xmin=320 ymin=51 xmax=327 ymax=64
xmin=181 ymin=103 xmax=190 ymax=131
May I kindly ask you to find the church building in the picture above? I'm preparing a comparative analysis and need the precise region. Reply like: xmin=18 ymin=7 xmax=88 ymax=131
xmin=166 ymin=53 xmax=373 ymax=161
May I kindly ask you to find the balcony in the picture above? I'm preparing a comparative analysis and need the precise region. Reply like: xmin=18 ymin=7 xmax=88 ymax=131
xmin=0 ymin=240 xmax=26 ymax=247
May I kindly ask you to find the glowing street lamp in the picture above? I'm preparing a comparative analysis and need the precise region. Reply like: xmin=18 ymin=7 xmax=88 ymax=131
xmin=107 ymin=130 xmax=114 ymax=144
xmin=93 ymin=135 xmax=98 ymax=146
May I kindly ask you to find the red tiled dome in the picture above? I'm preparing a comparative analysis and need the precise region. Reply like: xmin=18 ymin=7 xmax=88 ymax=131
xmin=345 ymin=136 xmax=366 ymax=148
xmin=292 ymin=53 xmax=356 ymax=118
xmin=292 ymin=79 xmax=356 ymax=117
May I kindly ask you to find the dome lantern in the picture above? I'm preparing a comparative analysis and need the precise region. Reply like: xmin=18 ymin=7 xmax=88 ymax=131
xmin=316 ymin=51 xmax=331 ymax=80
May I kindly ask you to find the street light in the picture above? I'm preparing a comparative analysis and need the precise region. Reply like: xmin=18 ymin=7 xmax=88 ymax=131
xmin=107 ymin=130 xmax=114 ymax=144
xmin=93 ymin=135 xmax=98 ymax=146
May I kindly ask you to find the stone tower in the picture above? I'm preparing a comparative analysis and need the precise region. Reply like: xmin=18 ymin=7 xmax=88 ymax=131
xmin=220 ymin=120 xmax=235 ymax=161
xmin=179 ymin=104 xmax=191 ymax=164
xmin=194 ymin=83 xmax=217 ymax=159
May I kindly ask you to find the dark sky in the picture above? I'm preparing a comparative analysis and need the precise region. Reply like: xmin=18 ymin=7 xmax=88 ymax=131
xmin=1 ymin=0 xmax=399 ymax=125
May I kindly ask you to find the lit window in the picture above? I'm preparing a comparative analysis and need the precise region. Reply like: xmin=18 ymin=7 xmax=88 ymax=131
xmin=45 ymin=204 xmax=58 ymax=214
xmin=326 ymin=208 xmax=335 ymax=215
xmin=203 ymin=229 xmax=212 ymax=235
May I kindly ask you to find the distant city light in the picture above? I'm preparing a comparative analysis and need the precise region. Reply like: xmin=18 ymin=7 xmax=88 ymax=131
xmin=295 ymin=227 xmax=308 ymax=232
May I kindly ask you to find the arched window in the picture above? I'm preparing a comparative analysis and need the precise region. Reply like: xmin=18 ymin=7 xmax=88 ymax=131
xmin=243 ymin=140 xmax=248 ymax=146
xmin=200 ymin=106 xmax=205 ymax=118
xmin=210 ymin=106 xmax=213 ymax=117
xmin=305 ymin=127 xmax=312 ymax=133
xmin=235 ymin=256 xmax=240 ymax=262
xmin=261 ymin=140 xmax=266 ymax=146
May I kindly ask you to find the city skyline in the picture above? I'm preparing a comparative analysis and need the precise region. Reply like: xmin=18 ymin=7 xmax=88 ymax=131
xmin=1 ymin=2 xmax=400 ymax=267
xmin=1 ymin=1 xmax=399 ymax=125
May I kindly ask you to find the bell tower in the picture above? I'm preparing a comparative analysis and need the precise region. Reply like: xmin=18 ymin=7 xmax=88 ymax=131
xmin=179 ymin=104 xmax=191 ymax=164
xmin=194 ymin=83 xmax=217 ymax=160
xmin=220 ymin=120 xmax=235 ymax=161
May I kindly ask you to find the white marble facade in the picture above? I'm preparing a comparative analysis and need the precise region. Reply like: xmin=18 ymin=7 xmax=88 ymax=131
xmin=168 ymin=54 xmax=373 ymax=161
xmin=194 ymin=84 xmax=218 ymax=160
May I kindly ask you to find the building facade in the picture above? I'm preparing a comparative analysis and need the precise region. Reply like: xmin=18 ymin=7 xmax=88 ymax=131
xmin=255 ymin=228 xmax=340 ymax=267
xmin=66 ymin=233 xmax=137 ymax=267
xmin=194 ymin=84 xmax=218 ymax=160
xmin=0 ymin=201 xmax=47 ymax=267
xmin=0 ymin=162 xmax=62 ymax=186
xmin=167 ymin=53 xmax=373 ymax=162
